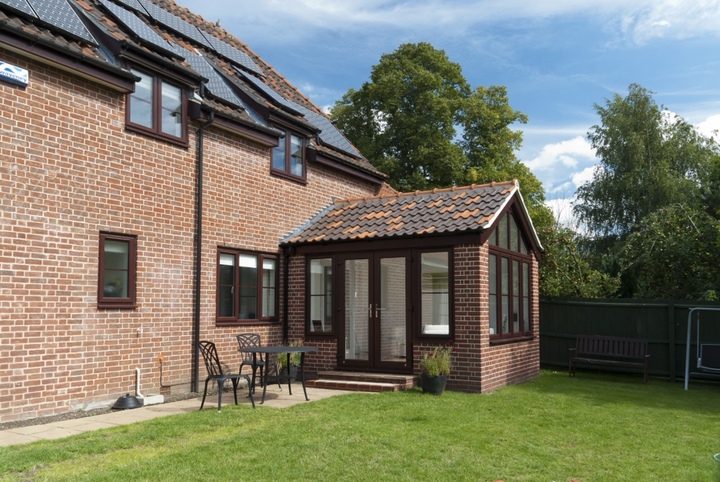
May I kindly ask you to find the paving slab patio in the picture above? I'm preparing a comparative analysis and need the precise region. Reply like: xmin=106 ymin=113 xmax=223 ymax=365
xmin=0 ymin=385 xmax=354 ymax=447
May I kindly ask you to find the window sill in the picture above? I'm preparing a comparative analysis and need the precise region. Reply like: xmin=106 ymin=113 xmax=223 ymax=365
xmin=270 ymin=168 xmax=307 ymax=185
xmin=489 ymin=334 xmax=534 ymax=346
xmin=126 ymin=124 xmax=189 ymax=148
xmin=216 ymin=319 xmax=280 ymax=327
xmin=98 ymin=302 xmax=137 ymax=310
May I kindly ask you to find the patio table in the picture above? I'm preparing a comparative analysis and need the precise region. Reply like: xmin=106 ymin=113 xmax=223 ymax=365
xmin=238 ymin=345 xmax=318 ymax=405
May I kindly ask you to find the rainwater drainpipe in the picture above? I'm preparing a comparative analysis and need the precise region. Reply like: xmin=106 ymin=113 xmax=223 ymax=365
xmin=192 ymin=104 xmax=215 ymax=393
xmin=282 ymin=245 xmax=294 ymax=343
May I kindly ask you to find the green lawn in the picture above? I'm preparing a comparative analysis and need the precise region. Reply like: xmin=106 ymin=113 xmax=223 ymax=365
xmin=1 ymin=370 xmax=719 ymax=481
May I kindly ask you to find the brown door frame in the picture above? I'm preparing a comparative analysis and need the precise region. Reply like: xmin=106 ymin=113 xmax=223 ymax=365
xmin=336 ymin=250 xmax=412 ymax=372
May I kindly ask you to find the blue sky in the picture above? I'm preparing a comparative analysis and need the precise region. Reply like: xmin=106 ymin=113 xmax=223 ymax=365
xmin=175 ymin=0 xmax=720 ymax=223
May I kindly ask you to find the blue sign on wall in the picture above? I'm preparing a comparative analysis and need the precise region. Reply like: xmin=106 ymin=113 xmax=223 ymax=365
xmin=0 ymin=61 xmax=29 ymax=87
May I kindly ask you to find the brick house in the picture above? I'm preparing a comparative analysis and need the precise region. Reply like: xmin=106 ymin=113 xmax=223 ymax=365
xmin=0 ymin=0 xmax=541 ymax=423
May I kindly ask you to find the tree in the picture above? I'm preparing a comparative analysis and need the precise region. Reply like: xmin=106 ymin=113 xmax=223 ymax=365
xmin=618 ymin=204 xmax=719 ymax=300
xmin=573 ymin=83 xmax=720 ymax=299
xmin=538 ymin=225 xmax=620 ymax=298
xmin=331 ymin=42 xmax=469 ymax=192
xmin=330 ymin=43 xmax=546 ymax=222
xmin=574 ymin=84 xmax=711 ymax=238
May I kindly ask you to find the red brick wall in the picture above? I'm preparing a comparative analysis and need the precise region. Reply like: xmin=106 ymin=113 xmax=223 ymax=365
xmin=0 ymin=49 xmax=378 ymax=422
xmin=286 ymin=242 xmax=540 ymax=392
xmin=412 ymin=244 xmax=539 ymax=392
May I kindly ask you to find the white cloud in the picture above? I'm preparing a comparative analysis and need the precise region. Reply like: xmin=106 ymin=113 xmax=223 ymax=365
xmin=177 ymin=0 xmax=720 ymax=45
xmin=525 ymin=136 xmax=595 ymax=172
xmin=545 ymin=197 xmax=577 ymax=228
xmin=622 ymin=0 xmax=720 ymax=44
xmin=572 ymin=166 xmax=596 ymax=189
xmin=697 ymin=114 xmax=720 ymax=141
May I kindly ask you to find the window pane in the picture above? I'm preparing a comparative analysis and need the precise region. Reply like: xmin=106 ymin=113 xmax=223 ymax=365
xmin=272 ymin=134 xmax=287 ymax=170
xmin=161 ymin=81 xmax=182 ymax=137
xmin=290 ymin=134 xmax=303 ymax=176
xmin=498 ymin=215 xmax=508 ymax=249
xmin=510 ymin=214 xmax=519 ymax=252
xmin=489 ymin=254 xmax=498 ymax=335
xmin=523 ymin=263 xmax=530 ymax=332
xmin=103 ymin=239 xmax=129 ymax=298
xmin=513 ymin=260 xmax=520 ymax=333
xmin=310 ymin=258 xmax=332 ymax=333
xmin=501 ymin=257 xmax=509 ymax=334
xmin=130 ymin=70 xmax=153 ymax=128
xmin=262 ymin=258 xmax=276 ymax=318
xmin=239 ymin=254 xmax=257 ymax=319
xmin=218 ymin=253 xmax=235 ymax=317
xmin=421 ymin=252 xmax=449 ymax=335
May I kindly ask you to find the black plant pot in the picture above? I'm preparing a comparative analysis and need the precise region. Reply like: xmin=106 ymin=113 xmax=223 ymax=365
xmin=278 ymin=366 xmax=298 ymax=383
xmin=420 ymin=374 xmax=447 ymax=395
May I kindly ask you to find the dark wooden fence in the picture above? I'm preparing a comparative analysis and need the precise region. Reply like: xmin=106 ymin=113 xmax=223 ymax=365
xmin=540 ymin=297 xmax=720 ymax=382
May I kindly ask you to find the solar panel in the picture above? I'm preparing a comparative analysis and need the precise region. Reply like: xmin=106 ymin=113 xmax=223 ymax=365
xmin=200 ymin=34 xmax=261 ymax=76
xmin=181 ymin=49 xmax=240 ymax=106
xmin=295 ymin=104 xmax=360 ymax=157
xmin=137 ymin=0 xmax=212 ymax=49
xmin=240 ymin=69 xmax=360 ymax=157
xmin=240 ymin=69 xmax=303 ymax=115
xmin=28 ymin=0 xmax=96 ymax=44
xmin=109 ymin=0 xmax=144 ymax=12
xmin=99 ymin=0 xmax=179 ymax=58
xmin=0 ymin=0 xmax=37 ymax=17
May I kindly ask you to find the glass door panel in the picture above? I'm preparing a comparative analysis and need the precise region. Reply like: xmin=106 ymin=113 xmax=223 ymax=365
xmin=344 ymin=258 xmax=369 ymax=361
xmin=379 ymin=257 xmax=406 ymax=363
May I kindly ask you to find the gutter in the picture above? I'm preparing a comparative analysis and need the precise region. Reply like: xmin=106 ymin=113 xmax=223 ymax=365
xmin=192 ymin=103 xmax=215 ymax=393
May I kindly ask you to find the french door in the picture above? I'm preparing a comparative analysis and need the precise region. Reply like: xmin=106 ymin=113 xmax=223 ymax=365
xmin=339 ymin=252 xmax=410 ymax=371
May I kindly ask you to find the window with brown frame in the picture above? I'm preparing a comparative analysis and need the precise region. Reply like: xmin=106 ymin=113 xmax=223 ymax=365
xmin=307 ymin=257 xmax=333 ymax=335
xmin=98 ymin=233 xmax=137 ymax=309
xmin=126 ymin=68 xmax=187 ymax=145
xmin=488 ymin=212 xmax=532 ymax=340
xmin=271 ymin=128 xmax=305 ymax=180
xmin=217 ymin=249 xmax=278 ymax=324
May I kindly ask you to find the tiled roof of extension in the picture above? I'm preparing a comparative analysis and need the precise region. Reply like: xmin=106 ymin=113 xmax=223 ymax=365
xmin=283 ymin=180 xmax=522 ymax=246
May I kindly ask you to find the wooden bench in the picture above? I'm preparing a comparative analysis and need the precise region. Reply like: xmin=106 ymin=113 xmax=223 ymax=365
xmin=569 ymin=335 xmax=650 ymax=383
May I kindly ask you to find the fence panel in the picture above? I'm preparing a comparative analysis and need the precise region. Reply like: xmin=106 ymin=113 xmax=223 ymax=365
xmin=540 ymin=298 xmax=720 ymax=382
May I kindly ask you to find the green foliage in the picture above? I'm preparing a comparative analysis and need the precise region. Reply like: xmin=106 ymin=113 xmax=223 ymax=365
xmin=330 ymin=42 xmax=546 ymax=220
xmin=571 ymin=83 xmax=720 ymax=299
xmin=418 ymin=342 xmax=454 ymax=376
xmin=3 ymin=372 xmax=720 ymax=481
xmin=539 ymin=225 xmax=620 ymax=298
xmin=619 ymin=204 xmax=720 ymax=300
xmin=274 ymin=339 xmax=303 ymax=368
xmin=575 ymin=83 xmax=715 ymax=238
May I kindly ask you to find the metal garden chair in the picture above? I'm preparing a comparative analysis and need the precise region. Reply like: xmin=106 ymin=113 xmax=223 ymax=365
xmin=236 ymin=333 xmax=281 ymax=393
xmin=198 ymin=340 xmax=255 ymax=411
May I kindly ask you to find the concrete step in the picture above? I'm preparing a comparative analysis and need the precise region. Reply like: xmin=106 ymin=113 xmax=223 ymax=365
xmin=306 ymin=371 xmax=418 ymax=393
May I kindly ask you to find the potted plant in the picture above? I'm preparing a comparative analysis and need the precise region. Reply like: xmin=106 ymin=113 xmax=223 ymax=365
xmin=274 ymin=339 xmax=303 ymax=382
xmin=418 ymin=340 xmax=454 ymax=395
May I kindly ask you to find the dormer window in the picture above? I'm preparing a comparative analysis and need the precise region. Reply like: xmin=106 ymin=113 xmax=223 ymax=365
xmin=127 ymin=68 xmax=187 ymax=145
xmin=271 ymin=128 xmax=305 ymax=180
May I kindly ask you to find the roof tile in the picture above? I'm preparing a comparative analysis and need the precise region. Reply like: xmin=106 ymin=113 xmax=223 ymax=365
xmin=282 ymin=180 xmax=520 ymax=245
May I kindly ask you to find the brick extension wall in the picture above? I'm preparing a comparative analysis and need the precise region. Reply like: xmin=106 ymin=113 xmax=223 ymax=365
xmin=286 ymin=243 xmax=540 ymax=393
xmin=0 ymin=50 xmax=379 ymax=423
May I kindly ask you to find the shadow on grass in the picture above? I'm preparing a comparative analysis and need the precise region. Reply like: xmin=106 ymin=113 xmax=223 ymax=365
xmin=520 ymin=368 xmax=720 ymax=416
